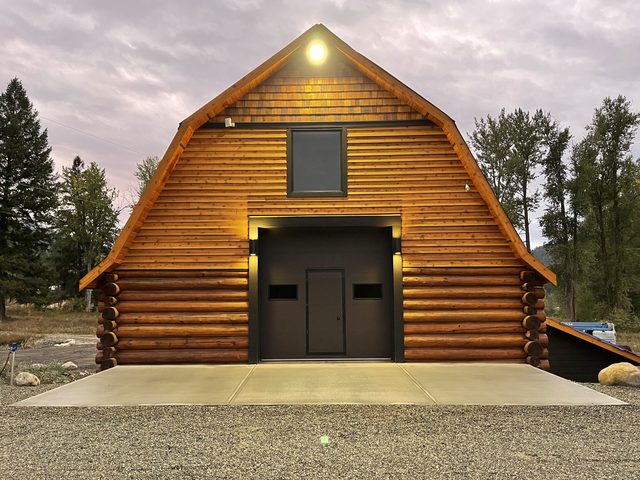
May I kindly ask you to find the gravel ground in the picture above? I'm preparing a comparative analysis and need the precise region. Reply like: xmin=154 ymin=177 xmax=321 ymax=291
xmin=0 ymin=384 xmax=639 ymax=479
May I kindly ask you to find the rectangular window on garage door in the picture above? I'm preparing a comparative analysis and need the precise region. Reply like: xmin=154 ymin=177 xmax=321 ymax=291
xmin=287 ymin=128 xmax=347 ymax=197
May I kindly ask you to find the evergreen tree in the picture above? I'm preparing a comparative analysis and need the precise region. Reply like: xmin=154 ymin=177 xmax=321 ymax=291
xmin=52 ymin=156 xmax=120 ymax=309
xmin=0 ymin=78 xmax=57 ymax=321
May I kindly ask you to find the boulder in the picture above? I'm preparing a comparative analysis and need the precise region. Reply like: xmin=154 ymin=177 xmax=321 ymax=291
xmin=14 ymin=372 xmax=41 ymax=387
xmin=62 ymin=361 xmax=78 ymax=370
xmin=598 ymin=362 xmax=640 ymax=387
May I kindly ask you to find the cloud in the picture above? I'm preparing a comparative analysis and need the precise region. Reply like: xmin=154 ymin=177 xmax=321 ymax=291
xmin=1 ymin=0 xmax=639 ymax=246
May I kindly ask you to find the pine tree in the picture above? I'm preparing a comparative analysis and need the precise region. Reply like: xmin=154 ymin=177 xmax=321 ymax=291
xmin=0 ymin=78 xmax=57 ymax=321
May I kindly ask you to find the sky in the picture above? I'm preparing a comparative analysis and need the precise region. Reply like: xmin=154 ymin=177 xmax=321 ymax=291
xmin=1 ymin=0 xmax=639 ymax=247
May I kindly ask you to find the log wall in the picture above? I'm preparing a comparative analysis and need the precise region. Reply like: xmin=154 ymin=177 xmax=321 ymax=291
xmin=96 ymin=270 xmax=248 ymax=369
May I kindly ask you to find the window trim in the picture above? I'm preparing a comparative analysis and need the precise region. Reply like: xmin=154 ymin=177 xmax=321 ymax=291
xmin=286 ymin=126 xmax=348 ymax=197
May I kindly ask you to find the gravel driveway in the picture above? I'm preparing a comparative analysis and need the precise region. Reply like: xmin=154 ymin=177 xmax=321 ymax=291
xmin=1 ymin=384 xmax=638 ymax=479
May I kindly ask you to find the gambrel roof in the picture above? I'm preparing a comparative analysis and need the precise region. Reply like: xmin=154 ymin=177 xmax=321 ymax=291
xmin=80 ymin=24 xmax=555 ymax=290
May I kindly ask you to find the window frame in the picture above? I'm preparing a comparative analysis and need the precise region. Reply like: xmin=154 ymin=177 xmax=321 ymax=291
xmin=286 ymin=126 xmax=348 ymax=197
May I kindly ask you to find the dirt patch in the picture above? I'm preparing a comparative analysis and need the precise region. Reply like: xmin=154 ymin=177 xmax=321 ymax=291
xmin=1 ymin=334 xmax=97 ymax=372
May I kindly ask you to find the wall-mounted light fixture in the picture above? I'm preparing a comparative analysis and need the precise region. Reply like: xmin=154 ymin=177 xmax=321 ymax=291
xmin=249 ymin=239 xmax=258 ymax=256
xmin=306 ymin=40 xmax=328 ymax=65
xmin=392 ymin=237 xmax=402 ymax=256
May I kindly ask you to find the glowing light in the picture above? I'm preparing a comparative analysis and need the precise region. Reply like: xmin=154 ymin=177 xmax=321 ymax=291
xmin=306 ymin=40 xmax=328 ymax=65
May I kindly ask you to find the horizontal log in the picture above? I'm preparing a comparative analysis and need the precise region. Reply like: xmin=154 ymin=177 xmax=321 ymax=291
xmin=116 ymin=278 xmax=247 ymax=291
xmin=525 ymin=355 xmax=540 ymax=367
xmin=405 ymin=310 xmax=520 ymax=322
xmin=405 ymin=347 xmax=525 ymax=361
xmin=102 ymin=282 xmax=121 ymax=296
xmin=116 ymin=312 xmax=248 ymax=325
xmin=102 ymin=307 xmax=119 ymax=320
xmin=116 ymin=301 xmax=248 ymax=313
xmin=522 ymin=315 xmax=542 ymax=330
xmin=115 ymin=270 xmax=247 ymax=279
xmin=404 ymin=276 xmax=521 ymax=287
xmin=403 ymin=286 xmax=523 ymax=299
xmin=538 ymin=359 xmax=550 ymax=371
xmin=101 ymin=332 xmax=118 ymax=347
xmin=521 ymin=292 xmax=538 ymax=306
xmin=104 ymin=273 xmax=119 ymax=282
xmin=117 ymin=291 xmax=248 ymax=302
xmin=404 ymin=298 xmax=523 ymax=310
xmin=405 ymin=334 xmax=527 ymax=349
xmin=404 ymin=322 xmax=524 ymax=335
xmin=112 ymin=324 xmax=247 ymax=338
xmin=403 ymin=267 xmax=523 ymax=276
xmin=116 ymin=337 xmax=248 ymax=350
xmin=524 ymin=341 xmax=544 ymax=357
xmin=115 ymin=349 xmax=248 ymax=364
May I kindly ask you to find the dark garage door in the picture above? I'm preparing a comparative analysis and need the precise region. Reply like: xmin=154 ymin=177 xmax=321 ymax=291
xmin=259 ymin=227 xmax=393 ymax=360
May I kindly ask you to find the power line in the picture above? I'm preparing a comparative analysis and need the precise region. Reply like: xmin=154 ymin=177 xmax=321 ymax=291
xmin=40 ymin=115 xmax=145 ymax=156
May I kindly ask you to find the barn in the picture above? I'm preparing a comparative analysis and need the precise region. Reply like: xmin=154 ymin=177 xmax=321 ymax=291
xmin=81 ymin=24 xmax=556 ymax=371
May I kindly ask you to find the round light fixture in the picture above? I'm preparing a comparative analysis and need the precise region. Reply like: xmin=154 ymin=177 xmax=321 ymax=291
xmin=306 ymin=40 xmax=328 ymax=65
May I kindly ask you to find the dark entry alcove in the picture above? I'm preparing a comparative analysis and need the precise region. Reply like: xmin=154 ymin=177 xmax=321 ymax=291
xmin=258 ymin=226 xmax=394 ymax=360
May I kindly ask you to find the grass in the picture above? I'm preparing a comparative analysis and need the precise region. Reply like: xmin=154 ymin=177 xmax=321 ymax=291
xmin=0 ymin=305 xmax=97 ymax=347
xmin=617 ymin=332 xmax=640 ymax=354
xmin=0 ymin=361 xmax=86 ymax=385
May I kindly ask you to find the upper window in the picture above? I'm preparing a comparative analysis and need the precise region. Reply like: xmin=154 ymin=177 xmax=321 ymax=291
xmin=287 ymin=128 xmax=346 ymax=196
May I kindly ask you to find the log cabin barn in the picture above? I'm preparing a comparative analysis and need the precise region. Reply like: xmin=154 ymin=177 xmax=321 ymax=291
xmin=81 ymin=24 xmax=557 ymax=371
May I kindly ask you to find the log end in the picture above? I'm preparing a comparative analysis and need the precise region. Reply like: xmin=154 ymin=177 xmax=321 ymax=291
xmin=102 ymin=306 xmax=120 ymax=321
xmin=103 ymin=282 xmax=121 ymax=296
xmin=524 ymin=340 xmax=544 ymax=357
xmin=101 ymin=358 xmax=118 ymax=370
xmin=522 ymin=315 xmax=542 ymax=330
xmin=100 ymin=331 xmax=119 ymax=348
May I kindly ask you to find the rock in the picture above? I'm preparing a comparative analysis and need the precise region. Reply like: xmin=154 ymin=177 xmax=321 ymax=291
xmin=598 ymin=362 xmax=640 ymax=387
xmin=14 ymin=372 xmax=41 ymax=386
xmin=54 ymin=339 xmax=76 ymax=347
xmin=30 ymin=363 xmax=46 ymax=369
xmin=62 ymin=361 xmax=78 ymax=370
